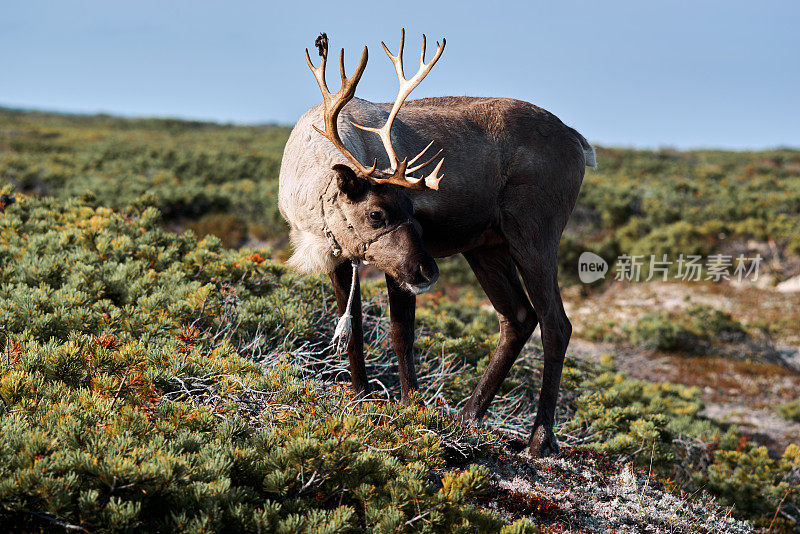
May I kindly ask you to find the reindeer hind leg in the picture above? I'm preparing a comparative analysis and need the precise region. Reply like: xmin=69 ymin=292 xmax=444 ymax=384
xmin=458 ymin=244 xmax=538 ymax=423
xmin=505 ymin=232 xmax=571 ymax=457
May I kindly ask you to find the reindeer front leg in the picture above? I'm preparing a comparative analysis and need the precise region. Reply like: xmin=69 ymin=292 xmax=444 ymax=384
xmin=330 ymin=261 xmax=370 ymax=396
xmin=386 ymin=274 xmax=419 ymax=405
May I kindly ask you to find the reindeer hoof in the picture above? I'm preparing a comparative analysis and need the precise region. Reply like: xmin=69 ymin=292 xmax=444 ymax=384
xmin=528 ymin=425 xmax=560 ymax=458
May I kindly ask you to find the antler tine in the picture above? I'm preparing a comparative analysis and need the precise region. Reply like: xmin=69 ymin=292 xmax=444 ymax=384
xmin=407 ymin=147 xmax=443 ymax=174
xmin=380 ymin=27 xmax=405 ymax=79
xmin=406 ymin=140 xmax=435 ymax=167
xmin=305 ymin=48 xmax=328 ymax=98
xmin=420 ymin=158 xmax=445 ymax=190
xmin=339 ymin=48 xmax=353 ymax=89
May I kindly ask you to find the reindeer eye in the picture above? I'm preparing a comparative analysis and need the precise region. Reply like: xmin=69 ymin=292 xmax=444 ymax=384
xmin=369 ymin=211 xmax=383 ymax=221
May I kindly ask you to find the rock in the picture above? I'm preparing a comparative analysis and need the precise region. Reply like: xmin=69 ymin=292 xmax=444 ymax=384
xmin=776 ymin=275 xmax=800 ymax=293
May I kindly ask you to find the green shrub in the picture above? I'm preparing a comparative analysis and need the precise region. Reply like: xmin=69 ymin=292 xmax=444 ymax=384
xmin=564 ymin=369 xmax=703 ymax=470
xmin=0 ymin=109 xmax=290 ymax=242
xmin=700 ymin=442 xmax=800 ymax=531
xmin=0 ymin=195 xmax=526 ymax=532
xmin=5 ymin=108 xmax=800 ymax=272
xmin=628 ymin=220 xmax=719 ymax=260
xmin=624 ymin=311 xmax=699 ymax=352
xmin=621 ymin=305 xmax=747 ymax=353
xmin=777 ymin=400 xmax=800 ymax=422
xmin=4 ymin=108 xmax=800 ymax=530
xmin=686 ymin=304 xmax=746 ymax=342
xmin=571 ymin=146 xmax=800 ymax=285
xmin=186 ymin=213 xmax=250 ymax=248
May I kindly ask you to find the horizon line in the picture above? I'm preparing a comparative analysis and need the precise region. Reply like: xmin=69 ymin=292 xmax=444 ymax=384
xmin=3 ymin=102 xmax=798 ymax=154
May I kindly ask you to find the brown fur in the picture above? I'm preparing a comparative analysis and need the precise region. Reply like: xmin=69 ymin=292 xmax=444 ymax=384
xmin=279 ymin=95 xmax=593 ymax=457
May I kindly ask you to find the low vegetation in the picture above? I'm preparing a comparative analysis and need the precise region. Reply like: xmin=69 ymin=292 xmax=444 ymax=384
xmin=0 ymin=196 xmax=796 ymax=531
xmin=624 ymin=305 xmax=746 ymax=351
xmin=3 ymin=108 xmax=800 ymax=284
xmin=1 ymin=109 xmax=799 ymax=531
xmin=566 ymin=147 xmax=800 ymax=282
xmin=0 ymin=195 xmax=535 ymax=532
xmin=0 ymin=109 xmax=290 ymax=246
xmin=778 ymin=401 xmax=800 ymax=423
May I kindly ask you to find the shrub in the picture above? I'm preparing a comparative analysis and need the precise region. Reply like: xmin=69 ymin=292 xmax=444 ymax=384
xmin=624 ymin=311 xmax=700 ymax=352
xmin=186 ymin=213 xmax=249 ymax=248
xmin=686 ymin=304 xmax=746 ymax=342
xmin=564 ymin=369 xmax=703 ymax=470
xmin=777 ymin=400 xmax=800 ymax=422
xmin=700 ymin=443 xmax=800 ymax=531
xmin=0 ymin=109 xmax=290 ymax=242
xmin=5 ymin=108 xmax=800 ymax=272
xmin=622 ymin=305 xmax=748 ymax=354
xmin=4 ymin=108 xmax=800 ymax=530
xmin=0 ymin=195 xmax=538 ymax=532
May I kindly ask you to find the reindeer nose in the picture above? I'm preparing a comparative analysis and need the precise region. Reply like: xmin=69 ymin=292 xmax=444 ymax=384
xmin=419 ymin=261 xmax=439 ymax=286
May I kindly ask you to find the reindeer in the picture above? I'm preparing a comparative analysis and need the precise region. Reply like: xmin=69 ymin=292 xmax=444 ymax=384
xmin=278 ymin=30 xmax=595 ymax=457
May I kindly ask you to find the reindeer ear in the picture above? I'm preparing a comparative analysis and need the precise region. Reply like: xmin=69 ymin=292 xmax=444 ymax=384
xmin=333 ymin=164 xmax=369 ymax=199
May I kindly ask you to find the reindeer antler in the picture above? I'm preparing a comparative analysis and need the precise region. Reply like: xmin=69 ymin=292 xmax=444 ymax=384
xmin=305 ymin=34 xmax=377 ymax=177
xmin=351 ymin=29 xmax=446 ymax=190
xmin=306 ymin=30 xmax=446 ymax=191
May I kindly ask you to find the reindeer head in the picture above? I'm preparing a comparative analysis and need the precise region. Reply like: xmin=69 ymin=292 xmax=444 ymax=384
xmin=324 ymin=163 xmax=438 ymax=293
xmin=306 ymin=30 xmax=445 ymax=293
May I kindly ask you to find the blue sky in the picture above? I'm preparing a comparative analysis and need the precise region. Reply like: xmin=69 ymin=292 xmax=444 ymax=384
xmin=2 ymin=1 xmax=798 ymax=149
